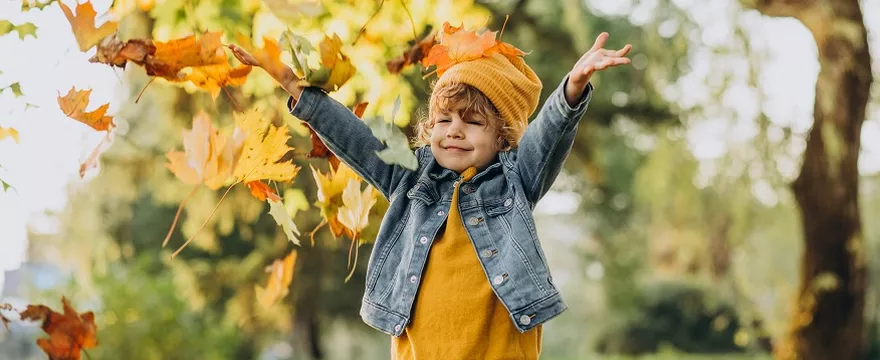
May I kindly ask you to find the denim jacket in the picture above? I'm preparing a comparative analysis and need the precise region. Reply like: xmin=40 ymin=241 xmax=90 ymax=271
xmin=288 ymin=75 xmax=593 ymax=336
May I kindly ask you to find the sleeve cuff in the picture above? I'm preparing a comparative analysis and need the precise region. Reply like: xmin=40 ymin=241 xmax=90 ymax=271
xmin=287 ymin=87 xmax=321 ymax=122
xmin=556 ymin=75 xmax=593 ymax=115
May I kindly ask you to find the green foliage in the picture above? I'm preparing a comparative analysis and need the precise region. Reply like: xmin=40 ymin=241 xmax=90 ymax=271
xmin=87 ymin=257 xmax=246 ymax=360
xmin=594 ymin=280 xmax=747 ymax=356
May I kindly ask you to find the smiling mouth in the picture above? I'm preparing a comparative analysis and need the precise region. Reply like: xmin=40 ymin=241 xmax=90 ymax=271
xmin=444 ymin=146 xmax=470 ymax=152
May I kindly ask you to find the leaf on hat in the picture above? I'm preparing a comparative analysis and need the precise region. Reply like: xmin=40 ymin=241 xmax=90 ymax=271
xmin=421 ymin=21 xmax=528 ymax=77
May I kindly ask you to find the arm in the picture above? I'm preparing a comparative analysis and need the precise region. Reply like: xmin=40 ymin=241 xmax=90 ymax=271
xmin=228 ymin=44 xmax=414 ymax=199
xmin=287 ymin=90 xmax=413 ymax=199
xmin=515 ymin=32 xmax=631 ymax=203
xmin=514 ymin=77 xmax=593 ymax=203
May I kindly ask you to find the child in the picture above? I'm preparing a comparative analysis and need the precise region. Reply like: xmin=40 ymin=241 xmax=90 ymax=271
xmin=231 ymin=25 xmax=630 ymax=359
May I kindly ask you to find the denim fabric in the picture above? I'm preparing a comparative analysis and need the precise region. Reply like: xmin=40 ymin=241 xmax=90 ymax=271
xmin=288 ymin=75 xmax=593 ymax=336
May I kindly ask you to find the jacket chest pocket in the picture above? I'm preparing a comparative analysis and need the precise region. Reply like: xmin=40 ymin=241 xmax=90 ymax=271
xmin=407 ymin=180 xmax=439 ymax=206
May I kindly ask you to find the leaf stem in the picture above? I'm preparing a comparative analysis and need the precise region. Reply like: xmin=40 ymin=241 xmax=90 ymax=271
xmin=345 ymin=236 xmax=359 ymax=283
xmin=162 ymin=185 xmax=199 ymax=248
xmin=398 ymin=0 xmax=418 ymax=43
xmin=135 ymin=77 xmax=156 ymax=104
xmin=170 ymin=181 xmax=240 ymax=259
xmin=222 ymin=87 xmax=243 ymax=113
xmin=352 ymin=0 xmax=385 ymax=46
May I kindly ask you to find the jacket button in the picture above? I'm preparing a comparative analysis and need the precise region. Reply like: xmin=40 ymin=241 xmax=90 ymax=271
xmin=519 ymin=315 xmax=531 ymax=325
xmin=462 ymin=184 xmax=476 ymax=194
xmin=437 ymin=210 xmax=445 ymax=216
xmin=394 ymin=324 xmax=402 ymax=332
xmin=419 ymin=236 xmax=428 ymax=244
xmin=504 ymin=198 xmax=513 ymax=206
xmin=467 ymin=217 xmax=482 ymax=225
xmin=480 ymin=249 xmax=494 ymax=258
xmin=492 ymin=275 xmax=504 ymax=285
xmin=409 ymin=275 xmax=418 ymax=283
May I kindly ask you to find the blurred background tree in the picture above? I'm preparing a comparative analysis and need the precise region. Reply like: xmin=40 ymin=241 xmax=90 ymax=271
xmin=0 ymin=0 xmax=878 ymax=359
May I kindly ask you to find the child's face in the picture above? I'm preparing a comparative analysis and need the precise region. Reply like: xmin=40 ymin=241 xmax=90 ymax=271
xmin=429 ymin=109 xmax=500 ymax=173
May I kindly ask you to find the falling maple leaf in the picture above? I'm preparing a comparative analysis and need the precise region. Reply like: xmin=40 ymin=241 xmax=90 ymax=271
xmin=387 ymin=30 xmax=437 ymax=74
xmin=57 ymin=87 xmax=114 ymax=132
xmin=0 ymin=127 xmax=20 ymax=143
xmin=19 ymin=296 xmax=97 ymax=360
xmin=233 ymin=109 xmax=300 ymax=184
xmin=165 ymin=111 xmax=244 ymax=190
xmin=290 ymin=33 xmax=356 ymax=92
xmin=268 ymin=196 xmax=300 ymax=244
xmin=90 ymin=32 xmax=227 ymax=80
xmin=337 ymin=178 xmax=378 ymax=282
xmin=180 ymin=63 xmax=252 ymax=99
xmin=0 ymin=20 xmax=37 ymax=40
xmin=366 ymin=96 xmax=418 ymax=170
xmin=421 ymin=21 xmax=528 ymax=77
xmin=310 ymin=162 xmax=362 ymax=240
xmin=246 ymin=180 xmax=279 ymax=201
xmin=59 ymin=0 xmax=118 ymax=52
xmin=256 ymin=250 xmax=297 ymax=308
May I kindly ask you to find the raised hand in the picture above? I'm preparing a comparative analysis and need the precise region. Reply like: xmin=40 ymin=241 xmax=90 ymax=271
xmin=564 ymin=32 xmax=632 ymax=106
xmin=228 ymin=43 xmax=303 ymax=99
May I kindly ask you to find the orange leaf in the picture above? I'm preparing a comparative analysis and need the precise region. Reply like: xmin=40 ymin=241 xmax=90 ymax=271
xmin=1 ymin=303 xmax=12 ymax=331
xmin=181 ymin=63 xmax=252 ymax=99
xmin=246 ymin=180 xmax=279 ymax=201
xmin=59 ymin=0 xmax=118 ymax=52
xmin=165 ymin=111 xmax=244 ymax=190
xmin=233 ymin=109 xmax=299 ymax=184
xmin=89 ymin=32 xmax=227 ymax=80
xmin=256 ymin=250 xmax=297 ymax=308
xmin=421 ymin=21 xmax=528 ymax=77
xmin=236 ymin=36 xmax=291 ymax=89
xmin=57 ymin=87 xmax=114 ymax=132
xmin=19 ymin=297 xmax=97 ymax=360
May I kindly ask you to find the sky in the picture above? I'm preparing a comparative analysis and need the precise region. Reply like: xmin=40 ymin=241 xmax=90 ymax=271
xmin=0 ymin=0 xmax=879 ymax=293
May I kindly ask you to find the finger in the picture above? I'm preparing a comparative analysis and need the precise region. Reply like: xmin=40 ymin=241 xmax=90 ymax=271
xmin=589 ymin=32 xmax=609 ymax=53
xmin=615 ymin=44 xmax=632 ymax=57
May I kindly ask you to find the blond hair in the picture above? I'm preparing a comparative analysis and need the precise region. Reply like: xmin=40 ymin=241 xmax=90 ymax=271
xmin=413 ymin=81 xmax=524 ymax=151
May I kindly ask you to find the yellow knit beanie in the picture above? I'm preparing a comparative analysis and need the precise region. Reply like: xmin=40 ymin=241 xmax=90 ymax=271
xmin=432 ymin=51 xmax=543 ymax=141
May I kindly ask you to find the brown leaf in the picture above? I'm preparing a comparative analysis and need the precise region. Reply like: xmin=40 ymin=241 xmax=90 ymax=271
xmin=1 ymin=303 xmax=13 ymax=331
xmin=306 ymin=102 xmax=367 ymax=171
xmin=19 ymin=297 xmax=97 ymax=360
xmin=387 ymin=32 xmax=437 ymax=74
xmin=57 ymin=87 xmax=113 ymax=132
xmin=59 ymin=0 xmax=118 ymax=52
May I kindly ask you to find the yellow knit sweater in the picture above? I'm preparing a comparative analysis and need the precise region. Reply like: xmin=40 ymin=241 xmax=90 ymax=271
xmin=392 ymin=166 xmax=543 ymax=360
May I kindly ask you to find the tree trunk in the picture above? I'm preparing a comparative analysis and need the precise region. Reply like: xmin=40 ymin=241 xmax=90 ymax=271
xmin=741 ymin=1 xmax=872 ymax=359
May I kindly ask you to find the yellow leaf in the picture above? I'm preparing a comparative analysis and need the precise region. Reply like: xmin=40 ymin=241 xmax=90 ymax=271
xmin=268 ymin=197 xmax=300 ymax=245
xmin=0 ymin=127 xmax=19 ymax=143
xmin=233 ymin=109 xmax=300 ymax=183
xmin=294 ymin=33 xmax=356 ymax=92
xmin=59 ymin=0 xmax=118 ymax=52
xmin=337 ymin=178 xmax=377 ymax=239
xmin=256 ymin=250 xmax=297 ymax=308
xmin=181 ymin=63 xmax=252 ymax=99
xmin=165 ymin=111 xmax=243 ymax=190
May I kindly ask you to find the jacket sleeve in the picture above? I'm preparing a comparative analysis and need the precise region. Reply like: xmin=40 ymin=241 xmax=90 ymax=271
xmin=513 ymin=75 xmax=593 ymax=204
xmin=288 ymin=87 xmax=416 ymax=200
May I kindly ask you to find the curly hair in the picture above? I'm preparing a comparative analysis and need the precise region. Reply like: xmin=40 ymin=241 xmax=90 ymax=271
xmin=412 ymin=81 xmax=524 ymax=151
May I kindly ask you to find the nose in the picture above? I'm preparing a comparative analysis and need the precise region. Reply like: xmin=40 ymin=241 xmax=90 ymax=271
xmin=446 ymin=120 xmax=464 ymax=139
